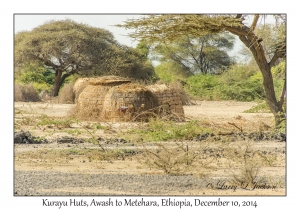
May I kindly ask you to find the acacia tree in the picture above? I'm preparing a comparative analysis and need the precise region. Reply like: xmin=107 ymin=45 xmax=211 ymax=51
xmin=15 ymin=19 xmax=155 ymax=96
xmin=15 ymin=19 xmax=119 ymax=96
xmin=152 ymin=33 xmax=235 ymax=75
xmin=118 ymin=14 xmax=286 ymax=126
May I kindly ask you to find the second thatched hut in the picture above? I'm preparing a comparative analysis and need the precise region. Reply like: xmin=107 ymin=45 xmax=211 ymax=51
xmin=146 ymin=84 xmax=185 ymax=121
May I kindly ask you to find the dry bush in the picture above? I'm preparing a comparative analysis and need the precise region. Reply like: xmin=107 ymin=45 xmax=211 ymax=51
xmin=39 ymin=90 xmax=52 ymax=101
xmin=14 ymin=83 xmax=40 ymax=102
xmin=14 ymin=83 xmax=25 ymax=101
xmin=225 ymin=141 xmax=264 ymax=188
xmin=141 ymin=141 xmax=214 ymax=176
xmin=58 ymin=82 xmax=75 ymax=104
xmin=170 ymin=81 xmax=196 ymax=105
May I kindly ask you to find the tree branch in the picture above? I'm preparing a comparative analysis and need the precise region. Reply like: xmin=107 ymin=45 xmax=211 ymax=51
xmin=238 ymin=35 xmax=251 ymax=48
xmin=235 ymin=14 xmax=242 ymax=19
xmin=225 ymin=25 xmax=249 ymax=36
xmin=269 ymin=51 xmax=280 ymax=67
xmin=278 ymin=78 xmax=286 ymax=108
xmin=44 ymin=59 xmax=60 ymax=70
xmin=250 ymin=15 xmax=260 ymax=31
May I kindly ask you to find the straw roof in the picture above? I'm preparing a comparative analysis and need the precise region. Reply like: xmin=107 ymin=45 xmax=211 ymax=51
xmin=88 ymin=76 xmax=132 ymax=85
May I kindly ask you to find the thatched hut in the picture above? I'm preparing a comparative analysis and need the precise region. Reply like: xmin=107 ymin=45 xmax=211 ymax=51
xmin=73 ymin=78 xmax=91 ymax=103
xmin=76 ymin=76 xmax=132 ymax=120
xmin=74 ymin=76 xmax=185 ymax=122
xmin=102 ymin=83 xmax=158 ymax=122
xmin=146 ymin=84 xmax=185 ymax=121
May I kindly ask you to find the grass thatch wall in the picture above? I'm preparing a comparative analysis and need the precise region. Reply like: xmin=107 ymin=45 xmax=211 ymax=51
xmin=73 ymin=78 xmax=91 ymax=103
xmin=102 ymin=83 xmax=158 ymax=122
xmin=74 ymin=77 xmax=185 ymax=122
xmin=146 ymin=84 xmax=185 ymax=120
xmin=75 ymin=76 xmax=132 ymax=120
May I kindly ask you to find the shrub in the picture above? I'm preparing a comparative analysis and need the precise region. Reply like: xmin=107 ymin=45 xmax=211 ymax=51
xmin=14 ymin=83 xmax=25 ymax=101
xmin=244 ymin=102 xmax=271 ymax=113
xmin=185 ymin=74 xmax=219 ymax=100
xmin=216 ymin=77 xmax=265 ymax=101
xmin=58 ymin=82 xmax=75 ymax=104
xmin=32 ymin=82 xmax=53 ymax=93
xmin=185 ymin=64 xmax=279 ymax=101
xmin=125 ymin=120 xmax=209 ymax=142
xmin=14 ymin=83 xmax=40 ymax=102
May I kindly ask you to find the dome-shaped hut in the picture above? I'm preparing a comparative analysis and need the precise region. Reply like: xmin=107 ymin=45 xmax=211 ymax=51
xmin=102 ymin=83 xmax=158 ymax=122
xmin=73 ymin=78 xmax=92 ymax=103
xmin=146 ymin=84 xmax=185 ymax=121
xmin=76 ymin=76 xmax=132 ymax=120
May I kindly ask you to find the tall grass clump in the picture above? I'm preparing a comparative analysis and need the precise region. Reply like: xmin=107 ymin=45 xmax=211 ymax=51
xmin=58 ymin=82 xmax=75 ymax=104
xmin=14 ymin=83 xmax=41 ymax=102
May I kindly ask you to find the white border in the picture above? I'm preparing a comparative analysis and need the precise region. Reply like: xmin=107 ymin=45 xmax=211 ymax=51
xmin=3 ymin=1 xmax=298 ymax=209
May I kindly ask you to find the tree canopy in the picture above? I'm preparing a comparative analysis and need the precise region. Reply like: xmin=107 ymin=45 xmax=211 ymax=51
xmin=118 ymin=14 xmax=286 ymax=126
xmin=152 ymin=33 xmax=235 ymax=75
xmin=15 ymin=19 xmax=155 ymax=96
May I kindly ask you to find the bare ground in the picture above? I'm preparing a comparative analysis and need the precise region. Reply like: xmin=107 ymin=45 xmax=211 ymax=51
xmin=14 ymin=101 xmax=285 ymax=196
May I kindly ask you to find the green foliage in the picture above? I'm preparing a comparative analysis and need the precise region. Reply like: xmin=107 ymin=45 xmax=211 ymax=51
xmin=15 ymin=61 xmax=54 ymax=93
xmin=32 ymin=82 xmax=53 ymax=93
xmin=91 ymin=123 xmax=106 ymax=130
xmin=135 ymin=40 xmax=151 ymax=61
xmin=185 ymin=64 xmax=265 ymax=101
xmin=16 ymin=61 xmax=52 ymax=84
xmin=185 ymin=61 xmax=285 ymax=102
xmin=154 ymin=62 xmax=191 ymax=83
xmin=126 ymin=120 xmax=209 ymax=142
xmin=151 ymin=33 xmax=235 ymax=75
xmin=216 ymin=77 xmax=265 ymax=101
xmin=244 ymin=102 xmax=271 ymax=113
xmin=15 ymin=19 xmax=156 ymax=96
xmin=185 ymin=74 xmax=219 ymax=100
xmin=118 ymin=15 xmax=242 ymax=43
xmin=271 ymin=60 xmax=286 ymax=79
xmin=36 ymin=115 xmax=76 ymax=128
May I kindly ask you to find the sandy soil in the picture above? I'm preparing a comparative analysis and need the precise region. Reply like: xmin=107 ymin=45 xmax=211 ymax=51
xmin=14 ymin=101 xmax=285 ymax=196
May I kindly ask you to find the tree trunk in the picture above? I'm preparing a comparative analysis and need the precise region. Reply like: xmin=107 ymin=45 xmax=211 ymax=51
xmin=257 ymin=62 xmax=285 ymax=126
xmin=236 ymin=32 xmax=285 ymax=127
xmin=52 ymin=70 xmax=70 ymax=97
xmin=53 ymin=70 xmax=62 ymax=96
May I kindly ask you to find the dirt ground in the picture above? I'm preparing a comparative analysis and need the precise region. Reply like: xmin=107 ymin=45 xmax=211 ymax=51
xmin=14 ymin=101 xmax=286 ymax=196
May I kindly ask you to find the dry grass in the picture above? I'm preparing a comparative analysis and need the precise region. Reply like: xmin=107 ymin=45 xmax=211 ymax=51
xmin=14 ymin=83 xmax=41 ymax=102
xmin=58 ymin=82 xmax=75 ymax=104
xmin=14 ymin=83 xmax=25 ymax=102
xmin=15 ymin=147 xmax=136 ymax=165
xmin=224 ymin=140 xmax=274 ymax=188
xmin=140 ymin=141 xmax=216 ymax=176
xmin=39 ymin=90 xmax=52 ymax=101
xmin=169 ymin=81 xmax=196 ymax=105
xmin=88 ymin=76 xmax=132 ymax=85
